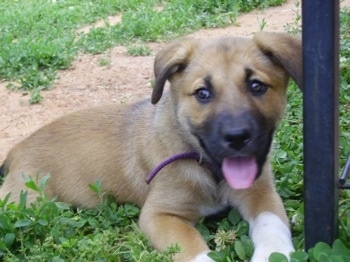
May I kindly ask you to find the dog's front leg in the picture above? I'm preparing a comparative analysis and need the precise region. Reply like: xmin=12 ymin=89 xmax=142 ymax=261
xmin=249 ymin=211 xmax=294 ymax=261
xmin=139 ymin=202 xmax=213 ymax=262
xmin=229 ymin=171 xmax=294 ymax=261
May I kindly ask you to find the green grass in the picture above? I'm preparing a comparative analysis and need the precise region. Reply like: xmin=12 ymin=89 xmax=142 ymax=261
xmin=0 ymin=179 xmax=177 ymax=261
xmin=127 ymin=44 xmax=152 ymax=57
xmin=0 ymin=0 xmax=285 ymax=103
xmin=1 ymin=1 xmax=350 ymax=261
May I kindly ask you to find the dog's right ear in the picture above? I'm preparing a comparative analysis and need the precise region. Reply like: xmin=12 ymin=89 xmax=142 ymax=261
xmin=152 ymin=39 xmax=197 ymax=104
xmin=253 ymin=32 xmax=302 ymax=89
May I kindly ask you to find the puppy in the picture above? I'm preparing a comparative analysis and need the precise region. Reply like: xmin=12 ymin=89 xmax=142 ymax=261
xmin=0 ymin=32 xmax=302 ymax=261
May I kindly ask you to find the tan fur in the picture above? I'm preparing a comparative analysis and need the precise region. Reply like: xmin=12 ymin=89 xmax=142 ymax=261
xmin=0 ymin=32 xmax=301 ymax=261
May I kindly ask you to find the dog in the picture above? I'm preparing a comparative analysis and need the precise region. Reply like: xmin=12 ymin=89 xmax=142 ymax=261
xmin=0 ymin=32 xmax=302 ymax=261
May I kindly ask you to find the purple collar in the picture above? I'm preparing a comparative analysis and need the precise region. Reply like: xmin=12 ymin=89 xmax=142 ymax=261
xmin=146 ymin=152 xmax=204 ymax=184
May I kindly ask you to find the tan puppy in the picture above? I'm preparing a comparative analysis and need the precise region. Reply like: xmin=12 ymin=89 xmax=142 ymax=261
xmin=0 ymin=32 xmax=302 ymax=261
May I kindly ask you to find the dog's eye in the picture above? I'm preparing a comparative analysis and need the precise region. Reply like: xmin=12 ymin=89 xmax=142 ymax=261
xmin=194 ymin=88 xmax=213 ymax=103
xmin=249 ymin=80 xmax=268 ymax=96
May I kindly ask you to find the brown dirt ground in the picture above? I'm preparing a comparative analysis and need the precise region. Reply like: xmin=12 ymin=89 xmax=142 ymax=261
xmin=1 ymin=0 xmax=349 ymax=163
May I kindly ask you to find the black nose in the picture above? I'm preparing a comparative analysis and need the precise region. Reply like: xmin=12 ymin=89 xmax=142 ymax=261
xmin=224 ymin=128 xmax=252 ymax=150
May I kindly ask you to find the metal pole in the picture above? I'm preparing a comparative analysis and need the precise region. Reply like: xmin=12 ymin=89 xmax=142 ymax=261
xmin=302 ymin=0 xmax=340 ymax=250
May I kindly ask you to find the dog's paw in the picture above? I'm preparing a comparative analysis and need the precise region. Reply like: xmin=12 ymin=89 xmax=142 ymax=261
xmin=190 ymin=251 xmax=214 ymax=262
xmin=250 ymin=212 xmax=294 ymax=262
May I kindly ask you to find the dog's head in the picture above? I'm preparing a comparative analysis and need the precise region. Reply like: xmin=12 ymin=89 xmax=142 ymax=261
xmin=152 ymin=33 xmax=302 ymax=189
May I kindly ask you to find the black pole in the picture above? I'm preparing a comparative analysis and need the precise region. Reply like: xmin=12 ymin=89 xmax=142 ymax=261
xmin=302 ymin=0 xmax=340 ymax=250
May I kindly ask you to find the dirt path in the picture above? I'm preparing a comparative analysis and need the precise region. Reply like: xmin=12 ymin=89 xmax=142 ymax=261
xmin=0 ymin=0 xmax=349 ymax=163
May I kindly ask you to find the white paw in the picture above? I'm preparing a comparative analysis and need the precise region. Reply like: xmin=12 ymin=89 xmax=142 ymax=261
xmin=190 ymin=251 xmax=214 ymax=262
xmin=250 ymin=212 xmax=294 ymax=262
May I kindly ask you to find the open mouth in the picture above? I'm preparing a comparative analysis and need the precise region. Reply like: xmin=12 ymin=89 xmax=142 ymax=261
xmin=194 ymin=131 xmax=269 ymax=189
xmin=222 ymin=156 xmax=258 ymax=189
xmin=196 ymin=135 xmax=260 ymax=189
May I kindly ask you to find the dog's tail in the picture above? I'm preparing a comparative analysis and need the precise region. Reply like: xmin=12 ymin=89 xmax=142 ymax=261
xmin=0 ymin=161 xmax=8 ymax=178
xmin=0 ymin=165 xmax=4 ymax=177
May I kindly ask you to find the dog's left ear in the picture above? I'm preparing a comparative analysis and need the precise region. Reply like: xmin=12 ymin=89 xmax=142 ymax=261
xmin=152 ymin=38 xmax=197 ymax=104
xmin=253 ymin=32 xmax=302 ymax=89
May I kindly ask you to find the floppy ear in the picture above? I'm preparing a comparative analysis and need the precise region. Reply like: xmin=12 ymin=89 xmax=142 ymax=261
xmin=253 ymin=32 xmax=302 ymax=89
xmin=152 ymin=38 xmax=197 ymax=104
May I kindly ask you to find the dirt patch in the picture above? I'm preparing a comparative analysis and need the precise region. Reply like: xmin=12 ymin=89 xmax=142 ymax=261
xmin=0 ymin=0 xmax=349 ymax=163
xmin=76 ymin=15 xmax=122 ymax=35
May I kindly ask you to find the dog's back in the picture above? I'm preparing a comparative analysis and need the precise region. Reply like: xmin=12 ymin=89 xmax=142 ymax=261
xmin=0 ymin=101 xmax=157 ymax=206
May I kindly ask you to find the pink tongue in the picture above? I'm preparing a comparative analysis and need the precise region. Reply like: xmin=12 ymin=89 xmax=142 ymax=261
xmin=222 ymin=156 xmax=258 ymax=189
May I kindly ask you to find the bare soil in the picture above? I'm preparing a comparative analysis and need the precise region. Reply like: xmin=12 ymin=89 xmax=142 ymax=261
xmin=1 ymin=0 xmax=349 ymax=163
